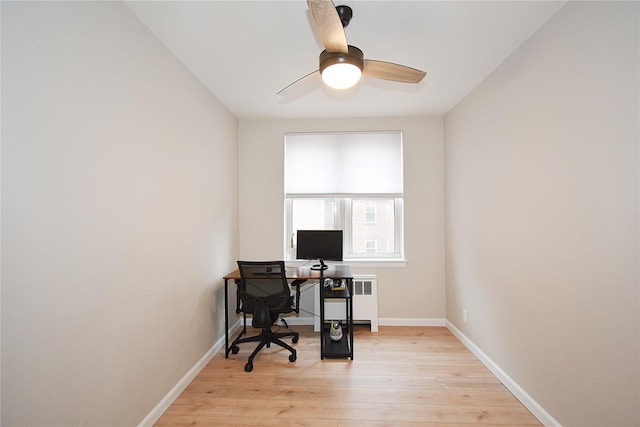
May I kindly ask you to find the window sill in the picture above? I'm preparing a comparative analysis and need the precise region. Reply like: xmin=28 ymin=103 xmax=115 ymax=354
xmin=343 ymin=259 xmax=407 ymax=268
xmin=286 ymin=259 xmax=407 ymax=269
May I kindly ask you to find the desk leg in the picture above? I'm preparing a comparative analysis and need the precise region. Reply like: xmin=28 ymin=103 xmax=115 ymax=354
xmin=348 ymin=278 xmax=354 ymax=360
xmin=224 ymin=278 xmax=229 ymax=358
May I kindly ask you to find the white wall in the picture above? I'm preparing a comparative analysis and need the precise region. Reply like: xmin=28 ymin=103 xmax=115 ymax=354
xmin=1 ymin=2 xmax=238 ymax=425
xmin=444 ymin=2 xmax=639 ymax=425
xmin=239 ymin=117 xmax=445 ymax=321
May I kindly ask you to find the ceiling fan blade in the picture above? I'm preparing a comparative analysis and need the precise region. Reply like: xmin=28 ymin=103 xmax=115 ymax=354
xmin=307 ymin=0 xmax=348 ymax=53
xmin=363 ymin=60 xmax=427 ymax=84
xmin=277 ymin=70 xmax=319 ymax=96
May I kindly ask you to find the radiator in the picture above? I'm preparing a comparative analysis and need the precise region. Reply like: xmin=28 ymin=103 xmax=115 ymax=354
xmin=313 ymin=274 xmax=378 ymax=332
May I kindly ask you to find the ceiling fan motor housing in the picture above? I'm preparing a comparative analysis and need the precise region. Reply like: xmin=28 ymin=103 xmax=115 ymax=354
xmin=319 ymin=45 xmax=364 ymax=73
xmin=336 ymin=5 xmax=353 ymax=27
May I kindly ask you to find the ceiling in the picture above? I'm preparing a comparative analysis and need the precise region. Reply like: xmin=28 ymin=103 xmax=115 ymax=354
xmin=126 ymin=1 xmax=566 ymax=120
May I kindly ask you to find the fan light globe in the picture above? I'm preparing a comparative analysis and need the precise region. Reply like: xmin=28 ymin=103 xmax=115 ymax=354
xmin=321 ymin=63 xmax=362 ymax=89
xmin=319 ymin=46 xmax=365 ymax=90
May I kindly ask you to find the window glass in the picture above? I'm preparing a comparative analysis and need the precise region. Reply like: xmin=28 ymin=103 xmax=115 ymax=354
xmin=291 ymin=199 xmax=336 ymax=231
xmin=351 ymin=198 xmax=396 ymax=256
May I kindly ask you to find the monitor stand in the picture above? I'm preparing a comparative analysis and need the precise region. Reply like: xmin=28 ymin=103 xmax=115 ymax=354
xmin=310 ymin=259 xmax=328 ymax=271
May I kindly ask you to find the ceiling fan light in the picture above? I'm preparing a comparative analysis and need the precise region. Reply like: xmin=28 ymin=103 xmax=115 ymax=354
xmin=319 ymin=45 xmax=364 ymax=90
xmin=321 ymin=63 xmax=362 ymax=89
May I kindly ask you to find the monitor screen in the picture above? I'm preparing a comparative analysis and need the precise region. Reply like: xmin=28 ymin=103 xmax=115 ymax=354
xmin=296 ymin=230 xmax=343 ymax=270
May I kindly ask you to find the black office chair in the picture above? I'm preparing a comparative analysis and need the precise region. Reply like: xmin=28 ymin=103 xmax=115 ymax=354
xmin=230 ymin=261 xmax=299 ymax=372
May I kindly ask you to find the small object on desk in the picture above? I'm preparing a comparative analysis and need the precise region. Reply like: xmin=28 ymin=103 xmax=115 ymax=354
xmin=331 ymin=279 xmax=345 ymax=291
xmin=329 ymin=320 xmax=343 ymax=341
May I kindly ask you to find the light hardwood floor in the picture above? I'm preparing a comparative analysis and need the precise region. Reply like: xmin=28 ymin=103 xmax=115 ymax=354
xmin=155 ymin=325 xmax=541 ymax=426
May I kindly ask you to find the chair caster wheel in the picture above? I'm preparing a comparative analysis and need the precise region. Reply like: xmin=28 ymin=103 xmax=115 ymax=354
xmin=289 ymin=353 xmax=297 ymax=362
xmin=231 ymin=346 xmax=239 ymax=354
xmin=292 ymin=335 xmax=299 ymax=343
xmin=244 ymin=363 xmax=253 ymax=372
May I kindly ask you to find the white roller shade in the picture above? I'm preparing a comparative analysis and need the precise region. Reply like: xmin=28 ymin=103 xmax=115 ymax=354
xmin=285 ymin=131 xmax=403 ymax=196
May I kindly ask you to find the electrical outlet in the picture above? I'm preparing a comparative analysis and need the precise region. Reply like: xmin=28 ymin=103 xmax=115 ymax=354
xmin=463 ymin=308 xmax=468 ymax=324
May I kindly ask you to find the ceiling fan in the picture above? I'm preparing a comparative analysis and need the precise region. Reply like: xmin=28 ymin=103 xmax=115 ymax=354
xmin=278 ymin=0 xmax=427 ymax=95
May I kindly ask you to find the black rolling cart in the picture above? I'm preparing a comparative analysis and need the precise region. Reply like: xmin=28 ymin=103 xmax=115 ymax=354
xmin=318 ymin=265 xmax=354 ymax=360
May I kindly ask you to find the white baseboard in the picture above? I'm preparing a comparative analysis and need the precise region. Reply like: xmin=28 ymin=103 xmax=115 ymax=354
xmin=445 ymin=321 xmax=561 ymax=427
xmin=281 ymin=317 xmax=449 ymax=327
xmin=288 ymin=316 xmax=448 ymax=328
xmin=280 ymin=315 xmax=315 ymax=325
xmin=137 ymin=319 xmax=243 ymax=427
xmin=379 ymin=317 xmax=446 ymax=327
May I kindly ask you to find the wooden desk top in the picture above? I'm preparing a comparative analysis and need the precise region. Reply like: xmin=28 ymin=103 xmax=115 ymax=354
xmin=224 ymin=264 xmax=352 ymax=281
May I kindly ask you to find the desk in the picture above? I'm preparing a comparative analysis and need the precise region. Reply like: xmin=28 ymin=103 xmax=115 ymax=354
xmin=223 ymin=265 xmax=353 ymax=359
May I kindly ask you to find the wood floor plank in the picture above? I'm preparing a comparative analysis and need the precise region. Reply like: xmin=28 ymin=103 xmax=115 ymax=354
xmin=232 ymin=399 xmax=430 ymax=423
xmin=426 ymin=404 xmax=541 ymax=425
xmin=337 ymin=387 xmax=524 ymax=407
xmin=156 ymin=414 xmax=337 ymax=426
xmin=329 ymin=361 xmax=495 ymax=378
xmin=339 ymin=422 xmax=478 ymax=427
xmin=438 ymin=378 xmax=508 ymax=392
xmin=275 ymin=371 xmax=444 ymax=389
xmin=159 ymin=398 xmax=237 ymax=418
xmin=154 ymin=326 xmax=541 ymax=426
xmin=182 ymin=383 xmax=338 ymax=401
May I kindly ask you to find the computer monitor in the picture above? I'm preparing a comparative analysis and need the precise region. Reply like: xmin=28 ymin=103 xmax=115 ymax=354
xmin=296 ymin=230 xmax=343 ymax=270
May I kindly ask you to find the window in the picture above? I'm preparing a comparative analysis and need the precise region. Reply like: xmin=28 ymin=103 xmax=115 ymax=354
xmin=285 ymin=131 xmax=404 ymax=261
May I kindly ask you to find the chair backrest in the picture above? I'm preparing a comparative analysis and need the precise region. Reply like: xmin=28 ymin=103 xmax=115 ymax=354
xmin=236 ymin=261 xmax=292 ymax=327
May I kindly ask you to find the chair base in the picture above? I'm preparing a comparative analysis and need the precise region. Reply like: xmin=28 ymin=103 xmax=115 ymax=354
xmin=230 ymin=326 xmax=299 ymax=372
